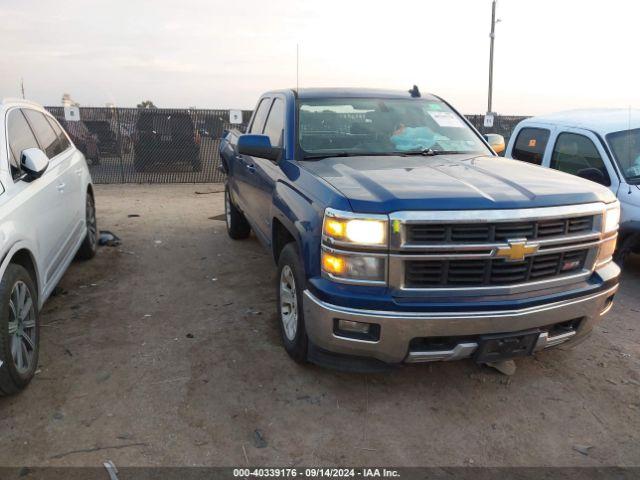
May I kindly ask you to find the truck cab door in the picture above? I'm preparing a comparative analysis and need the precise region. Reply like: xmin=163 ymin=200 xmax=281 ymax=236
xmin=233 ymin=97 xmax=271 ymax=218
xmin=248 ymin=97 xmax=286 ymax=244
xmin=546 ymin=127 xmax=619 ymax=193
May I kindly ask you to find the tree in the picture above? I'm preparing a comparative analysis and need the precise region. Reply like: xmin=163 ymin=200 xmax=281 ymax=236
xmin=137 ymin=100 xmax=157 ymax=109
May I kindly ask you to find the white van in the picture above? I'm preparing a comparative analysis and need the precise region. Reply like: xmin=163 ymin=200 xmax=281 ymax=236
xmin=505 ymin=109 xmax=640 ymax=263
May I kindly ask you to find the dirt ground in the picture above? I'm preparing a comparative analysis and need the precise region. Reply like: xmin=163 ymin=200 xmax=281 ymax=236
xmin=0 ymin=184 xmax=639 ymax=467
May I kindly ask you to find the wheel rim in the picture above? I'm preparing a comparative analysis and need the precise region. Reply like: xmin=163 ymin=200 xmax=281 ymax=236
xmin=279 ymin=265 xmax=298 ymax=341
xmin=86 ymin=196 xmax=97 ymax=247
xmin=7 ymin=281 xmax=37 ymax=375
xmin=224 ymin=190 xmax=232 ymax=229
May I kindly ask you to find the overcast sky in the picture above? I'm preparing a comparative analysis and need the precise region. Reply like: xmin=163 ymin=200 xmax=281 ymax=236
xmin=1 ymin=0 xmax=637 ymax=114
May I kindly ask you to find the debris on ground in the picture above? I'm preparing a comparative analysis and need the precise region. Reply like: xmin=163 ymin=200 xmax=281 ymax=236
xmin=154 ymin=240 xmax=162 ymax=245
xmin=186 ymin=333 xmax=194 ymax=339
xmin=486 ymin=359 xmax=517 ymax=376
xmin=103 ymin=460 xmax=119 ymax=480
xmin=252 ymin=429 xmax=268 ymax=448
xmin=573 ymin=444 xmax=594 ymax=456
xmin=51 ymin=286 xmax=67 ymax=297
xmin=96 ymin=371 xmax=111 ymax=383
xmin=99 ymin=231 xmax=121 ymax=247
xmin=245 ymin=308 xmax=263 ymax=316
xmin=127 ymin=214 xmax=140 ymax=218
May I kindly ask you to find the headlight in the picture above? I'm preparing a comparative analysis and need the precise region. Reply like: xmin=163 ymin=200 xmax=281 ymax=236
xmin=603 ymin=203 xmax=620 ymax=234
xmin=597 ymin=202 xmax=620 ymax=267
xmin=323 ymin=208 xmax=388 ymax=247
xmin=321 ymin=250 xmax=386 ymax=283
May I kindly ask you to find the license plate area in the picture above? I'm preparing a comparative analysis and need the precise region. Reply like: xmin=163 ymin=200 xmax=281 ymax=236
xmin=473 ymin=330 xmax=540 ymax=363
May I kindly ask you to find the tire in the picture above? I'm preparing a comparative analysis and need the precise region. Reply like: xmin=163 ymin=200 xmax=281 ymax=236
xmin=76 ymin=192 xmax=98 ymax=260
xmin=224 ymin=184 xmax=251 ymax=240
xmin=276 ymin=243 xmax=308 ymax=363
xmin=613 ymin=234 xmax=637 ymax=266
xmin=0 ymin=264 xmax=40 ymax=395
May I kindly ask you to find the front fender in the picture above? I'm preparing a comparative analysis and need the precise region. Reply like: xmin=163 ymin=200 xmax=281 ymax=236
xmin=272 ymin=180 xmax=323 ymax=277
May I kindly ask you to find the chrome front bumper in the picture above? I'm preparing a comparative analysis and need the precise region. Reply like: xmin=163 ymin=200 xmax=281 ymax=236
xmin=302 ymin=283 xmax=619 ymax=364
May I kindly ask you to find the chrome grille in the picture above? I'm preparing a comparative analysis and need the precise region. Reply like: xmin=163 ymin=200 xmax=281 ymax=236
xmin=406 ymin=216 xmax=594 ymax=244
xmin=389 ymin=203 xmax=607 ymax=293
xmin=405 ymin=249 xmax=588 ymax=288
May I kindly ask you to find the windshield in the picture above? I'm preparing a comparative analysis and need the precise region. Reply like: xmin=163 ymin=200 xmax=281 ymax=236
xmin=298 ymin=97 xmax=491 ymax=158
xmin=606 ymin=128 xmax=640 ymax=183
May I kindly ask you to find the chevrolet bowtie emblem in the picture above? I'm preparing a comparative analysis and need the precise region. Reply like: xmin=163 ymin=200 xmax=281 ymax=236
xmin=495 ymin=239 xmax=539 ymax=262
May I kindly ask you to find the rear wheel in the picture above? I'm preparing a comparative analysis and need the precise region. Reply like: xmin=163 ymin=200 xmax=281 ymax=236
xmin=224 ymin=185 xmax=251 ymax=240
xmin=0 ymin=264 xmax=39 ymax=395
xmin=76 ymin=192 xmax=98 ymax=260
xmin=277 ymin=243 xmax=308 ymax=363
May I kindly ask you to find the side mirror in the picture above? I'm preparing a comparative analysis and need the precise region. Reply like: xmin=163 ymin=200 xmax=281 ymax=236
xmin=484 ymin=133 xmax=506 ymax=155
xmin=577 ymin=167 xmax=610 ymax=186
xmin=21 ymin=148 xmax=49 ymax=180
xmin=237 ymin=134 xmax=281 ymax=161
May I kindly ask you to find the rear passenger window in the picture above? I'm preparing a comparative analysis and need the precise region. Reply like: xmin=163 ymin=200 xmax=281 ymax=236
xmin=263 ymin=98 xmax=285 ymax=147
xmin=551 ymin=133 xmax=610 ymax=186
xmin=7 ymin=109 xmax=39 ymax=180
xmin=512 ymin=127 xmax=550 ymax=165
xmin=46 ymin=116 xmax=71 ymax=153
xmin=249 ymin=98 xmax=271 ymax=134
xmin=23 ymin=109 xmax=59 ymax=158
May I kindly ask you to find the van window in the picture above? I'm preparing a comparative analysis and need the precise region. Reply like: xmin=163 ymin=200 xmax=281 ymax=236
xmin=512 ymin=127 xmax=550 ymax=165
xmin=249 ymin=98 xmax=271 ymax=134
xmin=551 ymin=132 xmax=610 ymax=186
xmin=7 ymin=109 xmax=39 ymax=180
xmin=23 ymin=109 xmax=59 ymax=158
xmin=263 ymin=98 xmax=285 ymax=147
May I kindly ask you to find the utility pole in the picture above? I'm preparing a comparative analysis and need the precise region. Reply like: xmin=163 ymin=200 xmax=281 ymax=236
xmin=484 ymin=0 xmax=501 ymax=129
xmin=487 ymin=0 xmax=497 ymax=115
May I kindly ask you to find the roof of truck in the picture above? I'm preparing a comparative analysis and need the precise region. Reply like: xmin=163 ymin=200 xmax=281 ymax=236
xmin=267 ymin=88 xmax=439 ymax=100
xmin=521 ymin=109 xmax=640 ymax=136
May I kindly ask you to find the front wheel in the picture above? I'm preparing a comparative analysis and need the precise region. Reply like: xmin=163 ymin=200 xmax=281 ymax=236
xmin=76 ymin=192 xmax=98 ymax=260
xmin=0 ymin=264 xmax=40 ymax=395
xmin=277 ymin=243 xmax=308 ymax=363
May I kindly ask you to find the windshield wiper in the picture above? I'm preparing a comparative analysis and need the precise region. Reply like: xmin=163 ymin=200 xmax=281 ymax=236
xmin=398 ymin=149 xmax=470 ymax=156
xmin=303 ymin=152 xmax=399 ymax=160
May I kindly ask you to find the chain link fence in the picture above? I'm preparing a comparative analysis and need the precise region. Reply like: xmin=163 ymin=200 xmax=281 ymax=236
xmin=45 ymin=106 xmax=527 ymax=184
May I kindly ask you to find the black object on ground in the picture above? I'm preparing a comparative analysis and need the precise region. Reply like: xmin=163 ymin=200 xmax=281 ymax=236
xmin=99 ymin=231 xmax=121 ymax=247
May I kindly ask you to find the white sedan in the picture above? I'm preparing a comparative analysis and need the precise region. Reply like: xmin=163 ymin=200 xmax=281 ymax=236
xmin=0 ymin=98 xmax=97 ymax=394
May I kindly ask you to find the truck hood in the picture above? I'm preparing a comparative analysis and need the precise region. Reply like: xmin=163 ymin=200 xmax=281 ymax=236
xmin=300 ymin=154 xmax=616 ymax=214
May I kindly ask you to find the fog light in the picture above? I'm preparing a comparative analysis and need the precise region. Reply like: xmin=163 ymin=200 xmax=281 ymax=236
xmin=337 ymin=319 xmax=371 ymax=334
xmin=334 ymin=319 xmax=380 ymax=341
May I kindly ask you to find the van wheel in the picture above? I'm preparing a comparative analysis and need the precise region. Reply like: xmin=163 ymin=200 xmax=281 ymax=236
xmin=0 ymin=264 xmax=40 ymax=395
xmin=277 ymin=243 xmax=308 ymax=363
xmin=225 ymin=185 xmax=250 ymax=240
xmin=76 ymin=193 xmax=98 ymax=260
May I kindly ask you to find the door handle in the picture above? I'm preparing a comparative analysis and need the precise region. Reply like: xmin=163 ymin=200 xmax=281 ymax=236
xmin=56 ymin=183 xmax=66 ymax=192
xmin=245 ymin=163 xmax=256 ymax=173
xmin=75 ymin=168 xmax=83 ymax=176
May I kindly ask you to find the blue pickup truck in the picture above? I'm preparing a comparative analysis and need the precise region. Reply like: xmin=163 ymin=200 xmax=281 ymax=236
xmin=219 ymin=88 xmax=621 ymax=371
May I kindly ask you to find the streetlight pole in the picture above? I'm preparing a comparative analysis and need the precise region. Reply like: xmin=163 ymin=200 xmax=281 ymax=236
xmin=487 ymin=0 xmax=497 ymax=115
